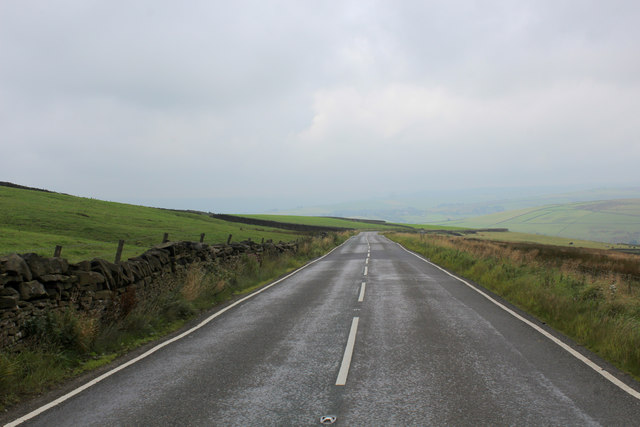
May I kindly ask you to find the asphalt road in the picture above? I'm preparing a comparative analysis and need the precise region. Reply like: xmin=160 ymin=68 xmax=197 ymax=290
xmin=9 ymin=232 xmax=640 ymax=426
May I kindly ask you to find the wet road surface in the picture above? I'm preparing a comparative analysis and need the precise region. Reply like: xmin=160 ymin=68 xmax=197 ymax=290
xmin=10 ymin=232 xmax=640 ymax=426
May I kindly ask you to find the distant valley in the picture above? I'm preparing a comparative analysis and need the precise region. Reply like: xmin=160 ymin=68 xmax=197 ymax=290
xmin=274 ymin=187 xmax=640 ymax=244
xmin=436 ymin=199 xmax=640 ymax=245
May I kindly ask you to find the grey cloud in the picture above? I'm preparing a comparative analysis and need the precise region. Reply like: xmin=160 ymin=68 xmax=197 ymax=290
xmin=1 ymin=0 xmax=639 ymax=211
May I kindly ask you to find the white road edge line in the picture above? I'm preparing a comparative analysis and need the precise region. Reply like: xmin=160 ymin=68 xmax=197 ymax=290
xmin=396 ymin=241 xmax=640 ymax=401
xmin=336 ymin=317 xmax=360 ymax=386
xmin=363 ymin=266 xmax=368 ymax=276
xmin=358 ymin=282 xmax=366 ymax=302
xmin=6 ymin=238 xmax=354 ymax=427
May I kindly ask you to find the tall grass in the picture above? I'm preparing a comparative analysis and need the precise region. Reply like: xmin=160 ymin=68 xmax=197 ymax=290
xmin=0 ymin=232 xmax=351 ymax=411
xmin=388 ymin=232 xmax=640 ymax=379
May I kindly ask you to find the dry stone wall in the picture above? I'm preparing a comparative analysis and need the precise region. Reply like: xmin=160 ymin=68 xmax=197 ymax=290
xmin=0 ymin=240 xmax=297 ymax=348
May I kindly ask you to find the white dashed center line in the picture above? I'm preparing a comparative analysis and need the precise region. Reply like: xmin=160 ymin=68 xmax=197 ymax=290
xmin=358 ymin=282 xmax=366 ymax=302
xmin=336 ymin=317 xmax=360 ymax=386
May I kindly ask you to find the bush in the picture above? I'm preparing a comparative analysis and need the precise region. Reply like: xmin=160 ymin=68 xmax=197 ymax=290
xmin=162 ymin=300 xmax=196 ymax=322
xmin=0 ymin=353 xmax=16 ymax=393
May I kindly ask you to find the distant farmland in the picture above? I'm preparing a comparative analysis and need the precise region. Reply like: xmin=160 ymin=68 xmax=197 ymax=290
xmin=435 ymin=199 xmax=640 ymax=245
xmin=237 ymin=214 xmax=413 ymax=231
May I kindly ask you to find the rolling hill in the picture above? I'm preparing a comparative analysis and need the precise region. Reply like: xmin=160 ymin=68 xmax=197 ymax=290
xmin=0 ymin=184 xmax=419 ymax=263
xmin=435 ymin=199 xmax=640 ymax=245
xmin=0 ymin=185 xmax=307 ymax=262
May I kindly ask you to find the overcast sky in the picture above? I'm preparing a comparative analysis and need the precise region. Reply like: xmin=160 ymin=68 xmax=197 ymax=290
xmin=2 ymin=1 xmax=639 ymax=212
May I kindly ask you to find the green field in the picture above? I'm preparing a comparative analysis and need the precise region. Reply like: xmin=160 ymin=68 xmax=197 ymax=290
xmin=464 ymin=231 xmax=631 ymax=250
xmin=239 ymin=214 xmax=413 ymax=231
xmin=402 ymin=223 xmax=467 ymax=231
xmin=244 ymin=213 xmax=632 ymax=250
xmin=0 ymin=186 xmax=303 ymax=262
xmin=435 ymin=199 xmax=640 ymax=245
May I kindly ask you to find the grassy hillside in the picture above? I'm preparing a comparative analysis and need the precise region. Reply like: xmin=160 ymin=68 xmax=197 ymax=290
xmin=0 ymin=186 xmax=302 ymax=262
xmin=435 ymin=199 xmax=640 ymax=245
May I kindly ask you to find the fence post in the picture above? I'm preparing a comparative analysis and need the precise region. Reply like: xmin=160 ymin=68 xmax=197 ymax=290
xmin=162 ymin=233 xmax=169 ymax=243
xmin=227 ymin=234 xmax=232 ymax=244
xmin=115 ymin=240 xmax=125 ymax=264
xmin=53 ymin=245 xmax=62 ymax=257
xmin=200 ymin=233 xmax=205 ymax=243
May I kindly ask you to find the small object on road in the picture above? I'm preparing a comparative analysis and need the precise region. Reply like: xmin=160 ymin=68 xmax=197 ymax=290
xmin=320 ymin=415 xmax=337 ymax=424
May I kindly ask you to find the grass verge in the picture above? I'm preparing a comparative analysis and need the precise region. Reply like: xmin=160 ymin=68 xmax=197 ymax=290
xmin=387 ymin=232 xmax=640 ymax=379
xmin=0 ymin=232 xmax=351 ymax=411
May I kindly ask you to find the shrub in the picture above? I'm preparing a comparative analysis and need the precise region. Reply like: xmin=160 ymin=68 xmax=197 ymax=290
xmin=23 ymin=310 xmax=97 ymax=354
xmin=0 ymin=353 xmax=16 ymax=393
xmin=182 ymin=265 xmax=206 ymax=302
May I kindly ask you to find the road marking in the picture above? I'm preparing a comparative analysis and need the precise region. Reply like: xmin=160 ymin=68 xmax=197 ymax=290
xmin=336 ymin=317 xmax=360 ymax=386
xmin=365 ymin=258 xmax=369 ymax=265
xmin=320 ymin=415 xmax=337 ymax=424
xmin=396 ymin=242 xmax=640 ymax=401
xmin=5 ymin=241 xmax=353 ymax=427
xmin=358 ymin=282 xmax=366 ymax=302
xmin=363 ymin=266 xmax=368 ymax=276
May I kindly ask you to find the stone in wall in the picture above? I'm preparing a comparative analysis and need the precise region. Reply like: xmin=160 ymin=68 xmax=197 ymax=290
xmin=0 ymin=254 xmax=32 ymax=282
xmin=21 ymin=253 xmax=68 ymax=279
xmin=0 ymin=287 xmax=19 ymax=309
xmin=18 ymin=280 xmax=47 ymax=300
xmin=75 ymin=271 xmax=105 ymax=291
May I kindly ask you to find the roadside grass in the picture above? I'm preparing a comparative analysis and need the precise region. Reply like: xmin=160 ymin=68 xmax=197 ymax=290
xmin=0 ymin=232 xmax=352 ymax=411
xmin=0 ymin=186 xmax=302 ymax=262
xmin=387 ymin=232 xmax=640 ymax=379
